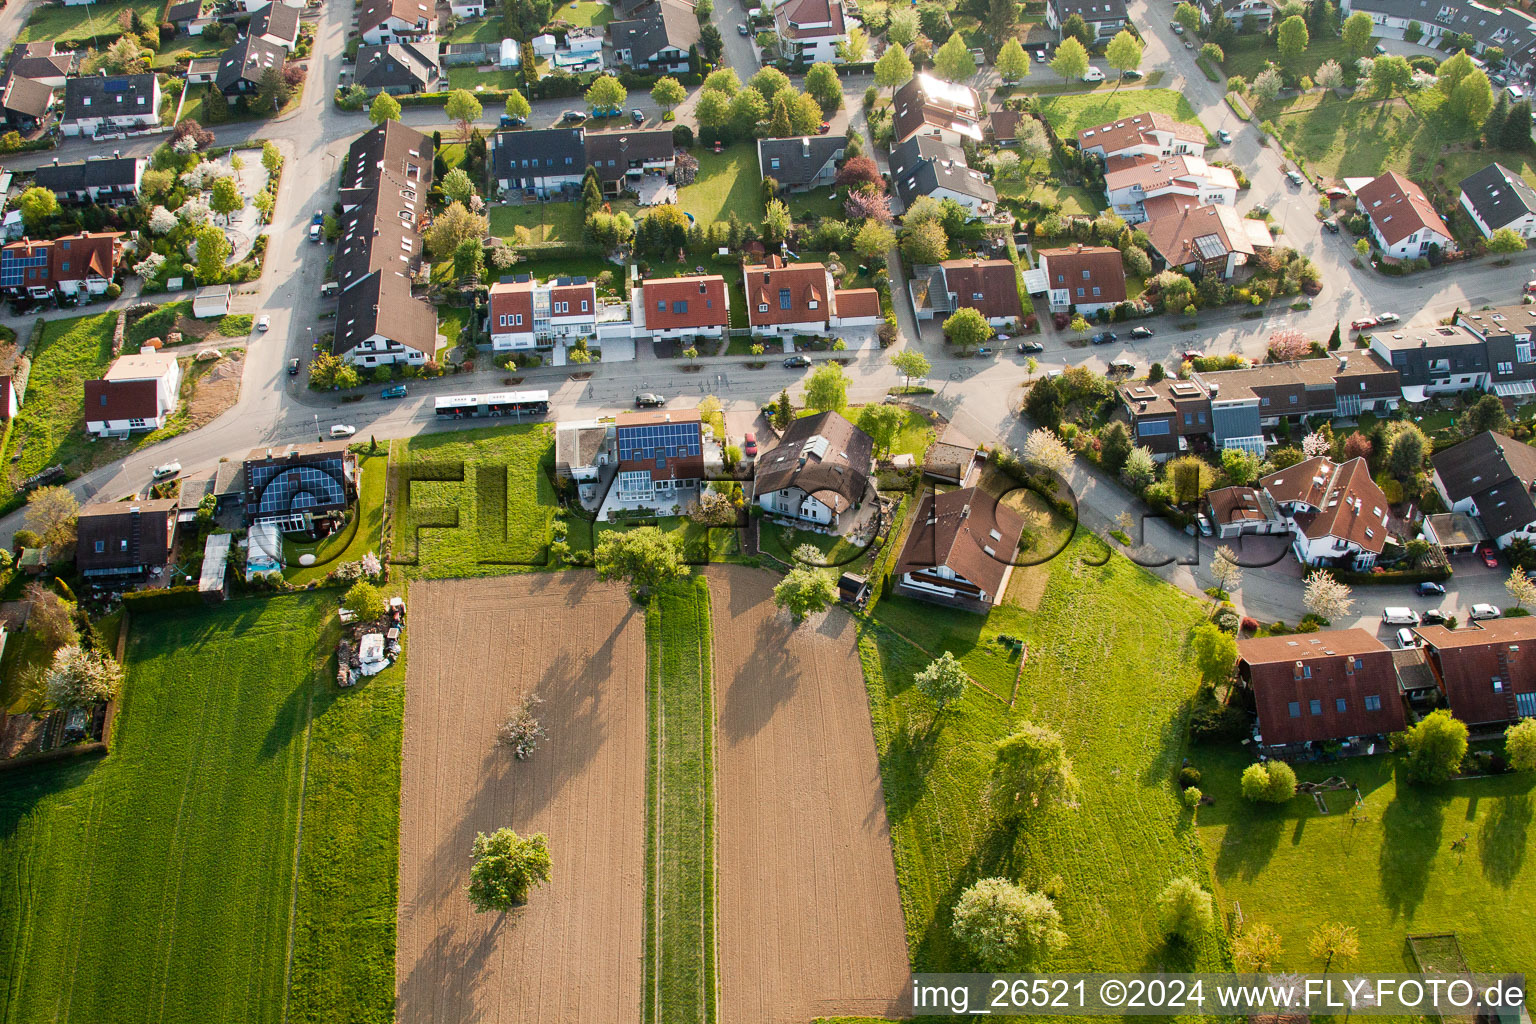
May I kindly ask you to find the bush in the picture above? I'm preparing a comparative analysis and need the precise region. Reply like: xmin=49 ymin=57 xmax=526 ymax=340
xmin=672 ymin=123 xmax=694 ymax=148
xmin=1181 ymin=786 xmax=1202 ymax=808
xmin=1240 ymin=760 xmax=1296 ymax=803
xmin=1177 ymin=766 xmax=1202 ymax=788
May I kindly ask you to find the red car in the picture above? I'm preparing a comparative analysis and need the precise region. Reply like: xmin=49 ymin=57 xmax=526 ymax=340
xmin=1351 ymin=317 xmax=1378 ymax=331
xmin=743 ymin=431 xmax=758 ymax=457
xmin=818 ymin=121 xmax=831 ymax=134
xmin=1481 ymin=545 xmax=1500 ymax=568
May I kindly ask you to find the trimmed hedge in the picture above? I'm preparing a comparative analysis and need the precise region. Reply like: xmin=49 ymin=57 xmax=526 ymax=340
xmin=1336 ymin=565 xmax=1452 ymax=585
xmin=121 ymin=585 xmax=206 ymax=610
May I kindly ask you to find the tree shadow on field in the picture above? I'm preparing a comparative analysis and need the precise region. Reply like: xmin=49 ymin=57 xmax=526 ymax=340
xmin=1378 ymin=774 xmax=1447 ymax=922
xmin=398 ymin=918 xmax=502 ymax=1024
xmin=716 ymin=611 xmax=800 ymax=743
xmin=1211 ymin=806 xmax=1284 ymax=884
xmin=914 ymin=820 xmax=1023 ymax=970
xmin=1479 ymin=791 xmax=1533 ymax=889
xmin=882 ymin=722 xmax=942 ymax=823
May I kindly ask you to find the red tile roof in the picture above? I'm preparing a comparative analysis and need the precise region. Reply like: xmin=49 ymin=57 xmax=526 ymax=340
xmin=550 ymin=281 xmax=595 ymax=316
xmin=1260 ymin=457 xmax=1390 ymax=556
xmin=641 ymin=275 xmax=729 ymax=330
xmin=84 ymin=378 xmax=160 ymax=423
xmin=1075 ymin=110 xmax=1205 ymax=154
xmin=940 ymin=257 xmax=1024 ymax=320
xmin=833 ymin=287 xmax=880 ymax=319
xmin=1356 ymin=171 xmax=1452 ymax=247
xmin=1238 ymin=628 xmax=1407 ymax=746
xmin=1415 ymin=617 xmax=1536 ymax=726
xmin=1037 ymin=244 xmax=1127 ymax=306
xmin=489 ymin=278 xmax=534 ymax=330
xmin=743 ymin=256 xmax=832 ymax=327
xmin=895 ymin=487 xmax=1025 ymax=602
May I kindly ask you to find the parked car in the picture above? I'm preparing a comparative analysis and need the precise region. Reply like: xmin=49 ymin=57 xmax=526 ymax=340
xmin=591 ymin=106 xmax=621 ymax=118
xmin=1090 ymin=331 xmax=1117 ymax=344
xmin=1374 ymin=42 xmax=1387 ymax=54
xmin=631 ymin=108 xmax=645 ymax=124
xmin=1216 ymin=128 xmax=1232 ymax=143
xmin=784 ymin=354 xmax=812 ymax=368
xmin=1416 ymin=581 xmax=1446 ymax=596
xmin=1194 ymin=513 xmax=1213 ymax=537
xmin=381 ymin=384 xmax=408 ymax=399
xmin=1322 ymin=218 xmax=1340 ymax=233
xmin=1374 ymin=312 xmax=1399 ymax=324
xmin=151 ymin=460 xmax=181 ymax=479
xmin=330 ymin=424 xmax=356 ymax=438
xmin=1109 ymin=358 xmax=1136 ymax=374
xmin=1034 ymin=50 xmax=1046 ymax=61
xmin=635 ymin=392 xmax=665 ymax=407
xmin=1017 ymin=340 xmax=1044 ymax=353
xmin=737 ymin=21 xmax=749 ymax=33
xmin=256 ymin=314 xmax=270 ymax=331
xmin=308 ymin=223 xmax=322 ymax=242
xmin=1422 ymin=609 xmax=1450 ymax=625
xmin=1481 ymin=545 xmax=1500 ymax=568
xmin=818 ymin=120 xmax=831 ymax=134
xmin=1171 ymin=21 xmax=1184 ymax=32
xmin=561 ymin=110 xmax=587 ymax=123
xmin=1121 ymin=69 xmax=1143 ymax=80
xmin=1130 ymin=326 xmax=1155 ymax=339
xmin=499 ymin=113 xmax=526 ymax=128
xmin=1525 ymin=279 xmax=1536 ymax=295
xmin=1396 ymin=627 xmax=1422 ymax=649
xmin=1182 ymin=347 xmax=1204 ymax=359
xmin=743 ymin=431 xmax=758 ymax=457
xmin=1286 ymin=170 xmax=1305 ymax=186
xmin=1470 ymin=603 xmax=1503 ymax=620
xmin=288 ymin=357 xmax=301 ymax=376
xmin=1081 ymin=67 xmax=1105 ymax=82
xmin=1382 ymin=607 xmax=1421 ymax=626
xmin=1351 ymin=317 xmax=1379 ymax=331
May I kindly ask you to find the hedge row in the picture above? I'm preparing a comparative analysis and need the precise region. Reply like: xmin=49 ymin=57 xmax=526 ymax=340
xmin=1336 ymin=565 xmax=1453 ymax=585
xmin=121 ymin=585 xmax=206 ymax=610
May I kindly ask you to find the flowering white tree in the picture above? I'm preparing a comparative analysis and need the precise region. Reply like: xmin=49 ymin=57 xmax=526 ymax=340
xmin=1301 ymin=432 xmax=1331 ymax=458
xmin=172 ymin=134 xmax=198 ymax=155
xmin=148 ymin=205 xmax=179 ymax=235
xmin=177 ymin=197 xmax=212 ymax=225
xmin=1212 ymin=546 xmax=1243 ymax=595
xmin=1314 ymin=59 xmax=1344 ymax=89
xmin=179 ymin=162 xmax=215 ymax=190
xmin=1409 ymin=69 xmax=1437 ymax=91
xmin=1252 ymin=66 xmax=1284 ymax=102
xmin=1268 ymin=329 xmax=1311 ymax=361
xmin=1022 ymin=427 xmax=1074 ymax=475
xmin=133 ymin=252 xmax=166 ymax=280
xmin=1506 ymin=567 xmax=1536 ymax=610
xmin=1355 ymin=56 xmax=1375 ymax=79
xmin=1303 ymin=570 xmax=1353 ymax=622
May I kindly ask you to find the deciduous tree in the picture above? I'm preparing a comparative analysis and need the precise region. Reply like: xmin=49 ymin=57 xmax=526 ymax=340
xmin=1234 ymin=923 xmax=1283 ymax=972
xmin=942 ymin=305 xmax=992 ymax=350
xmin=1488 ymin=227 xmax=1529 ymax=253
xmin=1302 ymin=569 xmax=1352 ymax=621
xmin=651 ymin=76 xmax=686 ymax=112
xmin=1211 ymin=547 xmax=1243 ymax=597
xmin=1105 ymin=29 xmax=1143 ymax=83
xmin=27 ymin=486 xmax=79 ymax=557
xmin=444 ymin=89 xmax=483 ymax=141
xmin=425 ymin=200 xmax=489 ymax=258
xmin=1315 ymin=58 xmax=1344 ymax=88
xmin=1307 ymin=922 xmax=1360 ymax=971
xmin=989 ymin=721 xmax=1078 ymax=820
xmin=466 ymin=828 xmax=551 ymax=910
xmin=1277 ymin=15 xmax=1309 ymax=59
xmin=1023 ymin=426 xmax=1073 ymax=474
xmin=854 ymin=218 xmax=896 ymax=260
xmin=995 ymin=37 xmax=1029 ymax=83
xmin=1505 ymin=717 xmax=1536 ymax=772
xmin=804 ymin=361 xmax=849 ymax=411
xmin=1240 ymin=759 xmax=1296 ymax=802
xmin=1191 ymin=620 xmax=1238 ymax=684
xmin=45 ymin=644 xmax=123 ymax=709
xmin=888 ymin=7 xmax=919 ymax=47
xmin=951 ymin=878 xmax=1066 ymax=970
xmin=934 ymin=31 xmax=976 ymax=81
xmin=1342 ymin=10 xmax=1373 ymax=54
xmin=368 ymin=91 xmax=401 ymax=124
xmin=1157 ymin=876 xmax=1214 ymax=943
xmin=837 ymin=24 xmax=870 ymax=62
xmin=1049 ymin=36 xmax=1089 ymax=81
xmin=1404 ymin=708 xmax=1468 ymax=784
xmin=857 ymin=403 xmax=905 ymax=456
xmin=1174 ymin=2 xmax=1201 ymax=33
xmin=506 ymin=89 xmax=532 ymax=121
xmin=875 ymin=43 xmax=915 ymax=94
xmin=915 ymin=651 xmax=968 ymax=713
xmin=891 ymin=349 xmax=930 ymax=389
xmin=773 ymin=567 xmax=838 ymax=622
xmin=16 ymin=187 xmax=58 ymax=231
xmin=595 ymin=526 xmax=690 ymax=596
xmin=805 ymin=61 xmax=842 ymax=111
xmin=343 ymin=581 xmax=387 ymax=621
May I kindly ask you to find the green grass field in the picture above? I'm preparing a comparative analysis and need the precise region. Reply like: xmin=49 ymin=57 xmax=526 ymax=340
xmin=568 ymin=514 xmax=742 ymax=564
xmin=488 ymin=201 xmax=585 ymax=245
xmin=435 ymin=305 xmax=471 ymax=361
xmin=552 ymin=0 xmax=611 ymax=26
xmin=283 ymin=453 xmax=387 ymax=585
xmin=644 ymin=577 xmax=717 ymax=1024
xmin=0 ymin=596 xmax=328 ymax=1022
xmin=1195 ymin=743 xmax=1536 ymax=974
xmin=1036 ymin=89 xmax=1206 ymax=138
xmin=445 ymin=16 xmax=506 ymax=43
xmin=759 ymin=519 xmax=870 ymax=568
xmin=18 ymin=0 xmax=160 ymax=43
xmin=389 ymin=425 xmax=556 ymax=576
xmin=862 ymin=537 xmax=1227 ymax=978
xmin=678 ymin=144 xmax=766 ymax=226
xmin=445 ymin=66 xmax=526 ymax=91
xmin=1221 ymin=33 xmax=1359 ymax=84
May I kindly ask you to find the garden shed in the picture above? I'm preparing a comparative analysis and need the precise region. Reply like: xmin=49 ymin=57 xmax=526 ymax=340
xmin=193 ymin=285 xmax=231 ymax=318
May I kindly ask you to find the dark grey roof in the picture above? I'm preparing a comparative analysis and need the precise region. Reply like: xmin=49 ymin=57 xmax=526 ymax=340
xmin=584 ymin=128 xmax=675 ymax=181
xmin=355 ymin=41 xmax=440 ymax=90
xmin=342 ymin=119 xmax=434 ymax=191
xmin=1345 ymin=0 xmax=1536 ymax=65
xmin=889 ymin=134 xmax=996 ymax=207
xmin=62 ymin=73 xmax=157 ymax=122
xmin=492 ymin=126 xmax=586 ymax=180
xmin=166 ymin=0 xmax=203 ymax=22
xmin=1050 ymin=0 xmax=1127 ymax=22
xmin=334 ymin=268 xmax=437 ymax=356
xmin=609 ymin=0 xmax=699 ymax=61
xmin=250 ymin=1 xmax=301 ymax=44
xmin=1459 ymin=163 xmax=1536 ymax=232
xmin=757 ymin=135 xmax=845 ymax=187
xmin=216 ymin=35 xmax=285 ymax=93
xmin=33 ymin=156 xmax=142 ymax=193
xmin=1433 ymin=431 xmax=1536 ymax=538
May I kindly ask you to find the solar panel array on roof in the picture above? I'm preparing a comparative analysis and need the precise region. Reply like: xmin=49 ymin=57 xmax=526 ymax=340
xmin=617 ymin=421 xmax=699 ymax=461
xmin=104 ymin=80 xmax=127 ymax=91
xmin=248 ymin=458 xmax=349 ymax=517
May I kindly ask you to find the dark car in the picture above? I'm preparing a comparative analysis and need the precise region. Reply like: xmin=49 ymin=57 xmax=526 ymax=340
xmin=737 ymin=21 xmax=749 ymax=33
xmin=1129 ymin=326 xmax=1154 ymax=339
xmin=784 ymin=354 xmax=812 ymax=368
xmin=381 ymin=384 xmax=408 ymax=399
xmin=631 ymin=108 xmax=645 ymax=124
xmin=311 ymin=210 xmax=324 ymax=226
xmin=635 ymin=392 xmax=665 ymax=407
xmin=288 ymin=357 xmax=301 ymax=376
xmin=1422 ymin=609 xmax=1450 ymax=625
xmin=1322 ymin=218 xmax=1340 ymax=233
xmin=499 ymin=113 xmax=526 ymax=128
xmin=743 ymin=431 xmax=758 ymax=457
xmin=1416 ymin=581 xmax=1446 ymax=596
xmin=561 ymin=110 xmax=587 ymax=123
xmin=1016 ymin=340 xmax=1044 ymax=353
xmin=1090 ymin=331 xmax=1117 ymax=345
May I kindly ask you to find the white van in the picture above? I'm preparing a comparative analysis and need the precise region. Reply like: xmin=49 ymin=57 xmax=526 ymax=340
xmin=1382 ymin=607 xmax=1421 ymax=626
xmin=1082 ymin=67 xmax=1105 ymax=82
xmin=1509 ymin=85 xmax=1526 ymax=100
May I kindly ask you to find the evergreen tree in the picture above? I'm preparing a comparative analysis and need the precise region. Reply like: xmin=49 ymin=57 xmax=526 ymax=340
xmin=1503 ymin=99 xmax=1534 ymax=152
xmin=1486 ymin=91 xmax=1511 ymax=146
xmin=1327 ymin=322 xmax=1341 ymax=350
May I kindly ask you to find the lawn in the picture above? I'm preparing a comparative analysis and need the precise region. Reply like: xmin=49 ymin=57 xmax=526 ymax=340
xmin=784 ymin=186 xmax=845 ymax=223
xmin=444 ymin=16 xmax=506 ymax=43
xmin=153 ymin=32 xmax=225 ymax=70
xmin=570 ymin=513 xmax=742 ymax=564
xmin=678 ymin=144 xmax=766 ymax=227
xmin=553 ymin=0 xmax=611 ymax=27
xmin=862 ymin=537 xmax=1228 ymax=976
xmin=759 ymin=519 xmax=871 ymax=568
xmin=18 ymin=0 xmax=160 ymax=44
xmin=445 ymin=66 xmax=527 ymax=92
xmin=389 ymin=424 xmax=557 ymax=576
xmin=1036 ymin=88 xmax=1206 ymax=137
xmin=1194 ymin=743 xmax=1536 ymax=974
xmin=644 ymin=577 xmax=716 ymax=1024
xmin=436 ymin=304 xmax=471 ymax=360
xmin=0 ymin=595 xmax=343 ymax=1023
xmin=1221 ymin=33 xmax=1359 ymax=84
xmin=282 ymin=453 xmax=387 ymax=585
xmin=488 ymin=201 xmax=585 ymax=245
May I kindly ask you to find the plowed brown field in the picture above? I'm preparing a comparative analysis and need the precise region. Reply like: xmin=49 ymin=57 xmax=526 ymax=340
xmin=397 ymin=574 xmax=647 ymax=1024
xmin=706 ymin=565 xmax=910 ymax=1024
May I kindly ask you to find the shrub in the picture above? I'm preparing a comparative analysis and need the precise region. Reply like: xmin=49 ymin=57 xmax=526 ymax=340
xmin=1240 ymin=760 xmax=1297 ymax=803
xmin=1177 ymin=766 xmax=1201 ymax=788
xmin=1181 ymin=786 xmax=1202 ymax=809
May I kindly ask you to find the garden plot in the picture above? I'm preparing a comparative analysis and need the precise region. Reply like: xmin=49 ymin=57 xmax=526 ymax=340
xmin=705 ymin=565 xmax=909 ymax=1024
xmin=397 ymin=574 xmax=648 ymax=1024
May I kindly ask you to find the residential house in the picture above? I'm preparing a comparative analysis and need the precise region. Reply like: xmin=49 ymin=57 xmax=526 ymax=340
xmin=1198 ymin=0 xmax=1276 ymax=27
xmin=1459 ymin=162 xmax=1536 ymax=241
xmin=613 ymin=408 xmax=705 ymax=503
xmin=1204 ymin=484 xmax=1288 ymax=537
xmin=758 ymin=135 xmax=846 ymax=192
xmin=1456 ymin=304 xmax=1536 ymax=401
xmin=1118 ymin=376 xmax=1215 ymax=458
xmin=215 ymin=36 xmax=286 ymax=100
xmin=1045 ymin=0 xmax=1128 ymax=38
xmin=341 ymin=116 xmax=433 ymax=193
xmin=1 ymin=75 xmax=57 ymax=130
xmin=1075 ymin=110 xmax=1206 ymax=162
xmin=83 ymin=351 xmax=182 ymax=437
xmin=891 ymin=72 xmax=984 ymax=147
xmin=32 ymin=156 xmax=145 ymax=206
xmin=249 ymin=1 xmax=302 ymax=49
xmin=358 ymin=0 xmax=436 ymax=45
xmin=1369 ymin=323 xmax=1490 ymax=399
xmin=1338 ymin=0 xmax=1536 ymax=80
xmin=1258 ymin=456 xmax=1392 ymax=569
xmin=741 ymin=255 xmax=878 ymax=335
xmin=1356 ymin=171 xmax=1456 ymax=260
xmin=554 ymin=419 xmax=618 ymax=504
xmin=1036 ymin=244 xmax=1127 ymax=315
xmin=0 ymin=230 xmax=124 ymax=299
xmin=1103 ymin=153 xmax=1238 ymax=223
xmin=910 ymin=257 xmax=1024 ymax=324
xmin=609 ymin=0 xmax=698 ymax=73
xmin=1414 ymin=617 xmax=1536 ymax=728
xmin=584 ymin=128 xmax=676 ymax=197
xmin=1237 ymin=629 xmax=1407 ymax=752
xmin=242 ymin=440 xmax=359 ymax=529
xmin=60 ymin=74 xmax=161 ymax=137
xmin=893 ymin=487 xmax=1025 ymax=611
xmin=166 ymin=0 xmax=205 ymax=30
xmin=1430 ymin=431 xmax=1536 ymax=549
xmin=239 ymin=0 xmax=301 ymax=12
xmin=889 ymin=135 xmax=996 ymax=216
xmin=754 ymin=410 xmax=873 ymax=530
xmin=334 ymin=268 xmax=436 ymax=367
xmin=633 ymin=274 xmax=730 ymax=342
xmin=1143 ymin=195 xmax=1274 ymax=280
xmin=487 ymin=275 xmax=598 ymax=350
xmin=354 ymin=42 xmax=442 ymax=94
xmin=490 ymin=126 xmax=586 ymax=196
xmin=6 ymin=42 xmax=74 ymax=88
xmin=987 ymin=108 xmax=1023 ymax=146
xmin=773 ymin=0 xmax=854 ymax=63
xmin=451 ymin=0 xmax=485 ymax=15
xmin=74 ymin=498 xmax=180 ymax=579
